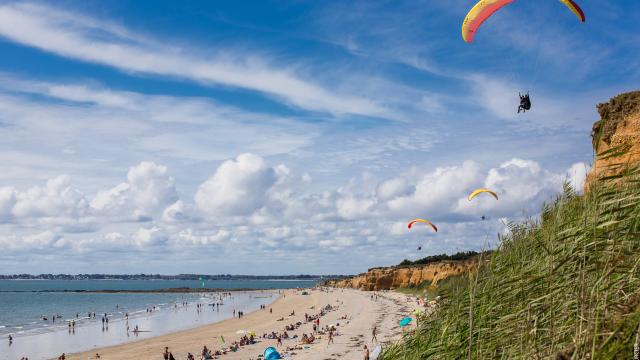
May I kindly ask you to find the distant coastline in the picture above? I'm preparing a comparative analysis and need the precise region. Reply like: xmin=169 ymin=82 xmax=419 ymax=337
xmin=0 ymin=274 xmax=348 ymax=280
xmin=2 ymin=287 xmax=300 ymax=293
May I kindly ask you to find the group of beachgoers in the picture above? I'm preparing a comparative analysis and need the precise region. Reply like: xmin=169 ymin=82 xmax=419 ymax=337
xmin=232 ymin=309 xmax=244 ymax=318
xmin=156 ymin=291 xmax=343 ymax=359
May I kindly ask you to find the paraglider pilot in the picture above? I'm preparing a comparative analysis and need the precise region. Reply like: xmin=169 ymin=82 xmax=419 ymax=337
xmin=518 ymin=92 xmax=531 ymax=113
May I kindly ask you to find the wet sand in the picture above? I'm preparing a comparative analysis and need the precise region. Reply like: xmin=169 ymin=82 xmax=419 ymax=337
xmin=67 ymin=289 xmax=420 ymax=360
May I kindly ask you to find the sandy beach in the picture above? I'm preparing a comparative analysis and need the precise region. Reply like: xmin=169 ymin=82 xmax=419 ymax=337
xmin=67 ymin=289 xmax=420 ymax=360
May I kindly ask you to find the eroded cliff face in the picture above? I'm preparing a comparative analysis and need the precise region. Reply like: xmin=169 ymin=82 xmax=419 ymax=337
xmin=325 ymin=259 xmax=477 ymax=291
xmin=585 ymin=91 xmax=640 ymax=190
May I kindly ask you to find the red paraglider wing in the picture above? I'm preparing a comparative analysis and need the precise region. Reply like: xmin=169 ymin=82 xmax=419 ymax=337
xmin=408 ymin=219 xmax=438 ymax=232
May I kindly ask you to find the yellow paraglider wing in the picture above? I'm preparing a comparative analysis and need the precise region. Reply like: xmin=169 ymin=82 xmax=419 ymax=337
xmin=468 ymin=188 xmax=498 ymax=201
xmin=558 ymin=0 xmax=585 ymax=22
xmin=408 ymin=219 xmax=438 ymax=232
xmin=462 ymin=0 xmax=515 ymax=43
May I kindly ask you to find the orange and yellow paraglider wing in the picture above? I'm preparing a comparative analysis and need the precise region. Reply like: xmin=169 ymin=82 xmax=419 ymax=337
xmin=408 ymin=219 xmax=438 ymax=232
xmin=468 ymin=188 xmax=498 ymax=201
xmin=559 ymin=0 xmax=585 ymax=22
xmin=462 ymin=0 xmax=515 ymax=43
xmin=408 ymin=219 xmax=423 ymax=229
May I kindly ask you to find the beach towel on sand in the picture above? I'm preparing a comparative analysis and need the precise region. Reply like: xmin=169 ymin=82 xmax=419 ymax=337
xmin=371 ymin=345 xmax=382 ymax=360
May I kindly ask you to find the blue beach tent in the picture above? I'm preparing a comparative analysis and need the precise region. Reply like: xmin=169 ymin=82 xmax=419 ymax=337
xmin=264 ymin=346 xmax=282 ymax=360
xmin=399 ymin=317 xmax=412 ymax=327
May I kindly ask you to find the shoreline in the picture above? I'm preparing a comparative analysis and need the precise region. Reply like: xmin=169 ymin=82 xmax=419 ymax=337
xmin=66 ymin=289 xmax=422 ymax=360
xmin=1 ymin=290 xmax=280 ymax=360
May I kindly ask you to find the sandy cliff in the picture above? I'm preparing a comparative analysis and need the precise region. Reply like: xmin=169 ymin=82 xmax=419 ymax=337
xmin=586 ymin=91 xmax=640 ymax=190
xmin=325 ymin=259 xmax=477 ymax=291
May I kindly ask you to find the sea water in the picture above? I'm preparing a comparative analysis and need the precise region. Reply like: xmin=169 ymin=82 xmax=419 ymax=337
xmin=0 ymin=279 xmax=318 ymax=359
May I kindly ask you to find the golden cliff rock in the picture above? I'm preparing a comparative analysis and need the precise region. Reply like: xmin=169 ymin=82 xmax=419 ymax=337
xmin=325 ymin=258 xmax=477 ymax=291
xmin=586 ymin=91 xmax=640 ymax=190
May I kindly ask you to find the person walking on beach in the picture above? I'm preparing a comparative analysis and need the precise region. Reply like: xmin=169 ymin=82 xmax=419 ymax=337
xmin=8 ymin=334 xmax=12 ymax=345
xmin=328 ymin=329 xmax=334 ymax=345
xmin=364 ymin=345 xmax=370 ymax=360
xmin=163 ymin=346 xmax=170 ymax=360
xmin=372 ymin=325 xmax=377 ymax=342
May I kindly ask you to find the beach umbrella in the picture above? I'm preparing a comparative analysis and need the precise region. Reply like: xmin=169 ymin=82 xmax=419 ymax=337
xmin=399 ymin=317 xmax=412 ymax=327
xmin=263 ymin=346 xmax=282 ymax=360
xmin=412 ymin=309 xmax=424 ymax=316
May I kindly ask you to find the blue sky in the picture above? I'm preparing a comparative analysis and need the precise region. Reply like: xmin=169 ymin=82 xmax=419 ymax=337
xmin=0 ymin=0 xmax=637 ymax=275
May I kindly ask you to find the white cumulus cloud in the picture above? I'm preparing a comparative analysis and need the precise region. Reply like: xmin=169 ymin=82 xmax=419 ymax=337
xmin=91 ymin=162 xmax=177 ymax=221
xmin=12 ymin=175 xmax=88 ymax=219
xmin=195 ymin=154 xmax=278 ymax=217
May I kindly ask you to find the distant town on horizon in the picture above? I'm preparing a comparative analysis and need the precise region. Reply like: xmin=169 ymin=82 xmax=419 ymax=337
xmin=0 ymin=274 xmax=347 ymax=280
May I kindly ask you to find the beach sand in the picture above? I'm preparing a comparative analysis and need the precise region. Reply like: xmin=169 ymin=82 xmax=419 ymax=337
xmin=68 ymin=289 xmax=420 ymax=360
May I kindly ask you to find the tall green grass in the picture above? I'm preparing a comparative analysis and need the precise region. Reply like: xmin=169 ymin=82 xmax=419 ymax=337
xmin=396 ymin=275 xmax=468 ymax=300
xmin=381 ymin=167 xmax=640 ymax=359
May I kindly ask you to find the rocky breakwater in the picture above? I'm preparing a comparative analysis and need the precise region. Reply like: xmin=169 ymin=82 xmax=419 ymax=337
xmin=325 ymin=258 xmax=477 ymax=291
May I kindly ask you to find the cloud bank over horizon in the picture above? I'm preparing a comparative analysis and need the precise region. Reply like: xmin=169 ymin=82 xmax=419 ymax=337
xmin=0 ymin=153 xmax=587 ymax=274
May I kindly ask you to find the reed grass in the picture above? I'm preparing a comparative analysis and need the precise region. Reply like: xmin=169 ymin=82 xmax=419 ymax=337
xmin=381 ymin=164 xmax=640 ymax=359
